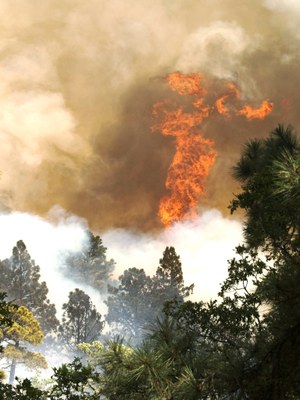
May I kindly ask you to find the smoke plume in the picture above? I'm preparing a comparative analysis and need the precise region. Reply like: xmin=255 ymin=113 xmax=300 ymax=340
xmin=0 ymin=0 xmax=299 ymax=230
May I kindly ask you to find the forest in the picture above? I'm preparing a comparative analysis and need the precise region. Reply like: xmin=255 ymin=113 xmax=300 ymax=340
xmin=0 ymin=125 xmax=299 ymax=399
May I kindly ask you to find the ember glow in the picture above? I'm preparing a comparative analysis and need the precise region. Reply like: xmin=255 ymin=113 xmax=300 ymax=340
xmin=153 ymin=72 xmax=273 ymax=226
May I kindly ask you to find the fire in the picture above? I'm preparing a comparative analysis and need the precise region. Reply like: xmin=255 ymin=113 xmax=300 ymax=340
xmin=159 ymin=134 xmax=215 ymax=226
xmin=215 ymin=82 xmax=241 ymax=117
xmin=238 ymin=100 xmax=273 ymax=120
xmin=153 ymin=71 xmax=273 ymax=226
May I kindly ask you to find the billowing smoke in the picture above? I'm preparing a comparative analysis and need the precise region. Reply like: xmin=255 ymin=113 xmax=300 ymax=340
xmin=0 ymin=0 xmax=299 ymax=231
xmin=0 ymin=209 xmax=242 ymax=307
xmin=0 ymin=208 xmax=89 ymax=313
xmin=102 ymin=208 xmax=242 ymax=301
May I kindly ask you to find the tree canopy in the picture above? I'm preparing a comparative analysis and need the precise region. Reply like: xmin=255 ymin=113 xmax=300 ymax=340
xmin=0 ymin=240 xmax=58 ymax=334
xmin=0 ymin=305 xmax=47 ymax=384
xmin=63 ymin=231 xmax=115 ymax=292
xmin=59 ymin=288 xmax=104 ymax=350
xmin=105 ymin=246 xmax=193 ymax=343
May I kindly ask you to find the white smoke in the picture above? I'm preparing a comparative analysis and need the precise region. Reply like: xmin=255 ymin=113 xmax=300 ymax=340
xmin=176 ymin=21 xmax=253 ymax=80
xmin=0 ymin=208 xmax=242 ymax=314
xmin=263 ymin=0 xmax=300 ymax=14
xmin=102 ymin=209 xmax=243 ymax=301
xmin=0 ymin=208 xmax=90 ymax=315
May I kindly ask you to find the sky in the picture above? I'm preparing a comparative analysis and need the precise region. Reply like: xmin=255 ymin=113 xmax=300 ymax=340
xmin=1 ymin=0 xmax=300 ymax=310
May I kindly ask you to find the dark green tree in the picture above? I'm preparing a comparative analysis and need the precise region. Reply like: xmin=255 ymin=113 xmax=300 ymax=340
xmin=63 ymin=231 xmax=115 ymax=293
xmin=0 ymin=292 xmax=17 ymax=382
xmin=0 ymin=241 xmax=58 ymax=334
xmin=230 ymin=124 xmax=300 ymax=251
xmin=105 ymin=247 xmax=193 ymax=343
xmin=152 ymin=246 xmax=194 ymax=309
xmin=59 ymin=289 xmax=104 ymax=350
xmin=168 ymin=125 xmax=300 ymax=399
xmin=0 ymin=378 xmax=47 ymax=400
xmin=50 ymin=357 xmax=100 ymax=400
xmin=105 ymin=268 xmax=153 ymax=342
xmin=226 ymin=124 xmax=300 ymax=399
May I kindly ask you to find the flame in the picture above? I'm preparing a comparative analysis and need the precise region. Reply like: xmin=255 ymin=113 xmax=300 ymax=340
xmin=159 ymin=135 xmax=215 ymax=226
xmin=215 ymin=82 xmax=241 ymax=117
xmin=153 ymin=71 xmax=273 ymax=226
xmin=238 ymin=100 xmax=273 ymax=120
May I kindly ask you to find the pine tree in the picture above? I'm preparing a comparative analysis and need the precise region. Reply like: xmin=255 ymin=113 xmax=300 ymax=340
xmin=0 ymin=305 xmax=47 ymax=384
xmin=59 ymin=289 xmax=104 ymax=350
xmin=105 ymin=268 xmax=153 ymax=341
xmin=153 ymin=246 xmax=194 ymax=306
xmin=105 ymin=247 xmax=193 ymax=343
xmin=0 ymin=240 xmax=58 ymax=334
xmin=63 ymin=231 xmax=115 ymax=292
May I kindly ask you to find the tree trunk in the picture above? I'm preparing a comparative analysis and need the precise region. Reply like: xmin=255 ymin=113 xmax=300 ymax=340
xmin=9 ymin=359 xmax=16 ymax=385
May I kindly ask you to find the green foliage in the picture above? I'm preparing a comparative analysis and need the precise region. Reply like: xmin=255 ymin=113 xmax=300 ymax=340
xmin=0 ymin=240 xmax=58 ymax=334
xmin=0 ymin=292 xmax=16 ymax=330
xmin=59 ymin=288 xmax=104 ymax=349
xmin=0 ymin=378 xmax=47 ymax=400
xmin=229 ymin=124 xmax=300 ymax=252
xmin=105 ymin=246 xmax=193 ymax=343
xmin=105 ymin=267 xmax=153 ymax=341
xmin=0 ymin=305 xmax=47 ymax=384
xmin=50 ymin=357 xmax=100 ymax=399
xmin=64 ymin=231 xmax=115 ymax=292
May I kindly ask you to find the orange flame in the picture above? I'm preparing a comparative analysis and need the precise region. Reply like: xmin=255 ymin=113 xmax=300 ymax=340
xmin=215 ymin=82 xmax=241 ymax=117
xmin=238 ymin=100 xmax=273 ymax=120
xmin=153 ymin=71 xmax=273 ymax=226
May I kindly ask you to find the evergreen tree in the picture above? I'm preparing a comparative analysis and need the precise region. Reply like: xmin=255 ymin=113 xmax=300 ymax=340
xmin=152 ymin=246 xmax=193 ymax=308
xmin=0 ymin=305 xmax=47 ymax=384
xmin=168 ymin=125 xmax=300 ymax=399
xmin=230 ymin=124 xmax=300 ymax=251
xmin=63 ymin=231 xmax=115 ymax=293
xmin=105 ymin=268 xmax=153 ymax=341
xmin=0 ymin=293 xmax=17 ymax=382
xmin=59 ymin=289 xmax=104 ymax=350
xmin=0 ymin=240 xmax=58 ymax=334
xmin=105 ymin=247 xmax=193 ymax=343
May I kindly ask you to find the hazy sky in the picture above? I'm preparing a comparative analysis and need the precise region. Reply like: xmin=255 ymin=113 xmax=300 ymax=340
xmin=1 ymin=0 xmax=300 ymax=304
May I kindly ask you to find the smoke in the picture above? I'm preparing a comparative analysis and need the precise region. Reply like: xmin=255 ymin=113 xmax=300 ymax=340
xmin=0 ymin=208 xmax=112 ymax=316
xmin=102 ymin=208 xmax=242 ymax=301
xmin=0 ymin=208 xmax=242 ymax=313
xmin=0 ymin=0 xmax=299 ymax=231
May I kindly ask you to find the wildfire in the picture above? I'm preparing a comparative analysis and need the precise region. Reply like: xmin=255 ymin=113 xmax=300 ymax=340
xmin=238 ymin=100 xmax=273 ymax=120
xmin=153 ymin=72 xmax=273 ymax=226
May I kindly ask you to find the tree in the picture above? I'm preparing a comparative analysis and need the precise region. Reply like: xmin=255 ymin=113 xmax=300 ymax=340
xmin=0 ymin=378 xmax=47 ymax=400
xmin=50 ymin=357 xmax=100 ymax=400
xmin=105 ymin=268 xmax=153 ymax=342
xmin=152 ymin=246 xmax=193 ymax=310
xmin=166 ymin=125 xmax=300 ymax=399
xmin=0 ymin=240 xmax=58 ymax=334
xmin=0 ymin=293 xmax=17 ymax=382
xmin=230 ymin=124 xmax=300 ymax=251
xmin=227 ymin=125 xmax=300 ymax=399
xmin=59 ymin=289 xmax=104 ymax=350
xmin=105 ymin=247 xmax=193 ymax=343
xmin=63 ymin=231 xmax=115 ymax=292
xmin=0 ymin=305 xmax=47 ymax=384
